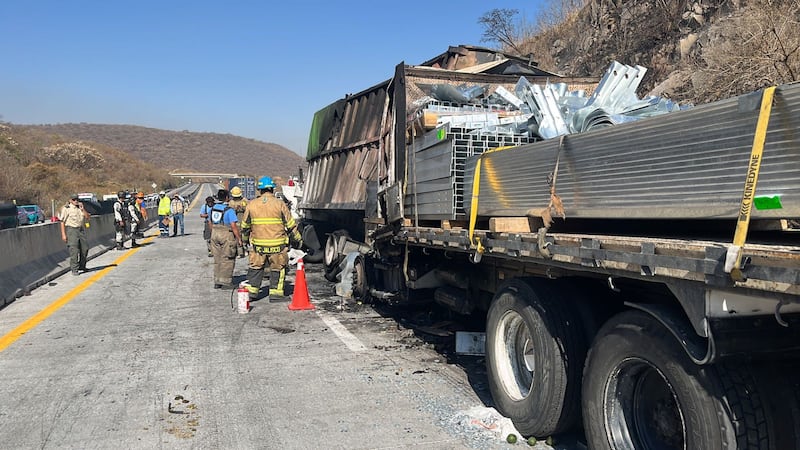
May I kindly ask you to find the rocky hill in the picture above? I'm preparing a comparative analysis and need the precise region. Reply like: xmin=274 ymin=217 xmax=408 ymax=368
xmin=0 ymin=123 xmax=175 ymax=208
xmin=511 ymin=0 xmax=799 ymax=103
xmin=20 ymin=123 xmax=307 ymax=177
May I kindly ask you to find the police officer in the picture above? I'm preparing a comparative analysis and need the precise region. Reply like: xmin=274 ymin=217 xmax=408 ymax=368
xmin=210 ymin=189 xmax=243 ymax=289
xmin=59 ymin=194 xmax=91 ymax=275
xmin=242 ymin=176 xmax=302 ymax=301
xmin=228 ymin=186 xmax=248 ymax=255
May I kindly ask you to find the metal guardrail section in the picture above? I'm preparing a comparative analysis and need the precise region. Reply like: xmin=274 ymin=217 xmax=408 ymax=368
xmin=464 ymin=82 xmax=800 ymax=220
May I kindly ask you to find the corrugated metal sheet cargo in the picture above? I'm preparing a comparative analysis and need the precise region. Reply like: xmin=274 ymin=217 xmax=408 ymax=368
xmin=302 ymin=59 xmax=597 ymax=214
xmin=463 ymin=83 xmax=800 ymax=221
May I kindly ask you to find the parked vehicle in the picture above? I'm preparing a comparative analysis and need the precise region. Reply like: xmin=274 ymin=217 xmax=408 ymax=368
xmin=0 ymin=202 xmax=17 ymax=230
xmin=16 ymin=208 xmax=30 ymax=226
xmin=19 ymin=205 xmax=45 ymax=224
xmin=300 ymin=47 xmax=800 ymax=449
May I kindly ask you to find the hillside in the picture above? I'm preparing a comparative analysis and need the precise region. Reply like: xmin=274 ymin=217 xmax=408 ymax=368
xmin=20 ymin=124 xmax=307 ymax=177
xmin=0 ymin=123 xmax=175 ymax=209
xmin=500 ymin=0 xmax=799 ymax=103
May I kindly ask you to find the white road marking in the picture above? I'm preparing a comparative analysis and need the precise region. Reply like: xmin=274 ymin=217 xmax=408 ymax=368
xmin=316 ymin=310 xmax=367 ymax=352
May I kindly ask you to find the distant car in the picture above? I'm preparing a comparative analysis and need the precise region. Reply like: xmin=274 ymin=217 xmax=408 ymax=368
xmin=20 ymin=205 xmax=46 ymax=224
xmin=16 ymin=207 xmax=30 ymax=226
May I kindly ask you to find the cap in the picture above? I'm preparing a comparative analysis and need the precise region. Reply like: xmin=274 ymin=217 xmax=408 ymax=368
xmin=173 ymin=194 xmax=179 ymax=198
xmin=70 ymin=194 xmax=79 ymax=200
xmin=159 ymin=190 xmax=166 ymax=195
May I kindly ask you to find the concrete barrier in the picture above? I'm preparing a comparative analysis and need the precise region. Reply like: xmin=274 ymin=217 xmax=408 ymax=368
xmin=0 ymin=207 xmax=157 ymax=307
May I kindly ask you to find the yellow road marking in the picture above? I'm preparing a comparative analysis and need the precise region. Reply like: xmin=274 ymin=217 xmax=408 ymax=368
xmin=0 ymin=235 xmax=156 ymax=352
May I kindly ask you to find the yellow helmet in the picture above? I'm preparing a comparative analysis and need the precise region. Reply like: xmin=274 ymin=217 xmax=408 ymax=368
xmin=230 ymin=186 xmax=243 ymax=198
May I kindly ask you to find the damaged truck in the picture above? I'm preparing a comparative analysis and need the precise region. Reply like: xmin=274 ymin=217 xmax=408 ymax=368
xmin=299 ymin=46 xmax=800 ymax=448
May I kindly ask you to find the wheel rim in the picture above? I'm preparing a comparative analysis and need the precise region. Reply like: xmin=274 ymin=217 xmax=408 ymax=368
xmin=493 ymin=309 xmax=534 ymax=401
xmin=324 ymin=234 xmax=337 ymax=266
xmin=604 ymin=358 xmax=686 ymax=450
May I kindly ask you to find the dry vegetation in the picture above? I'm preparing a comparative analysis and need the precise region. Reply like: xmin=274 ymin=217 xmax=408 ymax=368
xmin=481 ymin=0 xmax=800 ymax=104
xmin=21 ymin=123 xmax=306 ymax=178
xmin=0 ymin=123 xmax=175 ymax=209
xmin=0 ymin=122 xmax=307 ymax=211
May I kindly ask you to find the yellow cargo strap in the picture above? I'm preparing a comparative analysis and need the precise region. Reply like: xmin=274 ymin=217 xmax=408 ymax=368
xmin=729 ymin=86 xmax=776 ymax=282
xmin=468 ymin=146 xmax=515 ymax=258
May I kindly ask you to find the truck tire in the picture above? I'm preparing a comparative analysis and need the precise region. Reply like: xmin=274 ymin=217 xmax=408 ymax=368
xmin=300 ymin=224 xmax=323 ymax=263
xmin=351 ymin=254 xmax=369 ymax=302
xmin=485 ymin=278 xmax=586 ymax=437
xmin=583 ymin=310 xmax=776 ymax=450
xmin=751 ymin=359 xmax=800 ymax=450
xmin=323 ymin=230 xmax=349 ymax=281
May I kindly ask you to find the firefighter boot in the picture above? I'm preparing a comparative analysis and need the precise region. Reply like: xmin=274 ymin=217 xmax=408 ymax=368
xmin=268 ymin=269 xmax=286 ymax=302
xmin=246 ymin=268 xmax=263 ymax=300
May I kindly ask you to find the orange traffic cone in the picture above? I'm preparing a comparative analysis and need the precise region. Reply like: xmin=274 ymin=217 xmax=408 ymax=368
xmin=289 ymin=258 xmax=315 ymax=310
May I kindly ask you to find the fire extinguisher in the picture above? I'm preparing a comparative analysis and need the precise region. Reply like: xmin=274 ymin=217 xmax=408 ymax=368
xmin=236 ymin=281 xmax=250 ymax=313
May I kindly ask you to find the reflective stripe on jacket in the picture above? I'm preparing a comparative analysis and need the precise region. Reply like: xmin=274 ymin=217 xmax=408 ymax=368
xmin=242 ymin=194 xmax=298 ymax=248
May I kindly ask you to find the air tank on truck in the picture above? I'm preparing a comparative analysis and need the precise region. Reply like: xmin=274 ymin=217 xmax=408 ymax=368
xmin=298 ymin=45 xmax=800 ymax=449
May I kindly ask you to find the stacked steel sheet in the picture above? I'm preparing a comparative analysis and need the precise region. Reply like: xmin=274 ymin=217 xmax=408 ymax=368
xmin=405 ymin=124 xmax=535 ymax=220
xmin=463 ymin=83 xmax=800 ymax=221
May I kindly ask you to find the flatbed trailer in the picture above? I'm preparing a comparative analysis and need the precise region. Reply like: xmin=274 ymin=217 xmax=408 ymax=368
xmin=300 ymin=48 xmax=800 ymax=449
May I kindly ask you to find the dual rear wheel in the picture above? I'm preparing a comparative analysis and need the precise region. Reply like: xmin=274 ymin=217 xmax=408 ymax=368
xmin=485 ymin=278 xmax=796 ymax=449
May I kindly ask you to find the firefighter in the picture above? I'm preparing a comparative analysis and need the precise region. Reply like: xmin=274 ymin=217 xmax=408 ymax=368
xmin=228 ymin=186 xmax=249 ymax=256
xmin=209 ymin=189 xmax=243 ymax=289
xmin=242 ymin=176 xmax=302 ymax=301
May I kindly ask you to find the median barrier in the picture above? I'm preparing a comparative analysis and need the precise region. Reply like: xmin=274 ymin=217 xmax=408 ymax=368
xmin=0 ymin=215 xmax=113 ymax=306
xmin=1 ymin=206 xmax=162 ymax=307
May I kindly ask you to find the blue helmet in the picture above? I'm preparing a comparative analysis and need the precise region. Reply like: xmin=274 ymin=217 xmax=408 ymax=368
xmin=257 ymin=176 xmax=275 ymax=189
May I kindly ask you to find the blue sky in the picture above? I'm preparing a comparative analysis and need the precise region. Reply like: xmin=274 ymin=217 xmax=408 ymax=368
xmin=1 ymin=1 xmax=544 ymax=157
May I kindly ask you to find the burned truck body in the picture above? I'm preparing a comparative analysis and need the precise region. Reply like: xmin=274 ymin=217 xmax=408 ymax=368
xmin=300 ymin=47 xmax=800 ymax=449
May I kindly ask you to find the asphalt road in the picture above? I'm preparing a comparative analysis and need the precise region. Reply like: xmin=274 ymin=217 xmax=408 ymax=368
xmin=0 ymin=185 xmax=569 ymax=449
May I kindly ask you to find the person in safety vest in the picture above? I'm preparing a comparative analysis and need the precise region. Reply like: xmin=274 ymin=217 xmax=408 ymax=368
xmin=241 ymin=176 xmax=302 ymax=301
xmin=210 ymin=189 xmax=243 ymax=289
xmin=228 ymin=186 xmax=248 ymax=256
xmin=157 ymin=190 xmax=171 ymax=238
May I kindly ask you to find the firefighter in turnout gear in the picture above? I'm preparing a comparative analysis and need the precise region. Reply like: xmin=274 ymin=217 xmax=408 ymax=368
xmin=228 ymin=186 xmax=249 ymax=256
xmin=242 ymin=176 xmax=302 ymax=301
xmin=210 ymin=189 xmax=243 ymax=289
